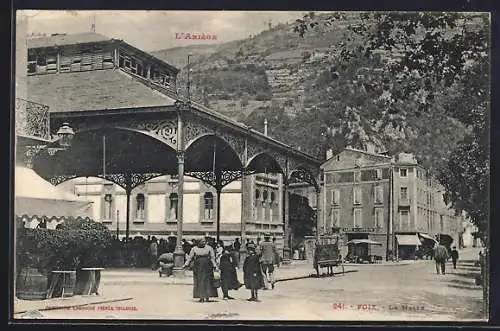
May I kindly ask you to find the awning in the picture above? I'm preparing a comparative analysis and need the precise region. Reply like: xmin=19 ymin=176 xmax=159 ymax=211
xmin=15 ymin=166 xmax=93 ymax=219
xmin=419 ymin=233 xmax=438 ymax=242
xmin=396 ymin=234 xmax=421 ymax=246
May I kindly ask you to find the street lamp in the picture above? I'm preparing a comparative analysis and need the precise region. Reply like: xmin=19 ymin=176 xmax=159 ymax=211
xmin=56 ymin=122 xmax=75 ymax=148
xmin=44 ymin=122 xmax=75 ymax=156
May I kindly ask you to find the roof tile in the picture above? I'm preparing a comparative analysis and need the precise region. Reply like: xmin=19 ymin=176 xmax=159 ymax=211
xmin=27 ymin=32 xmax=112 ymax=49
xmin=27 ymin=69 xmax=176 ymax=112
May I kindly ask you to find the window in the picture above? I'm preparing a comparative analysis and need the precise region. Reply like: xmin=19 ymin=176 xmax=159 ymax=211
xmin=354 ymin=209 xmax=362 ymax=228
xmin=400 ymin=187 xmax=408 ymax=200
xmin=400 ymin=210 xmax=409 ymax=229
xmin=331 ymin=209 xmax=340 ymax=228
xmin=136 ymin=193 xmax=145 ymax=219
xmin=204 ymin=192 xmax=214 ymax=219
xmin=36 ymin=54 xmax=47 ymax=66
xmin=374 ymin=208 xmax=383 ymax=228
xmin=270 ymin=191 xmax=276 ymax=203
xmin=354 ymin=171 xmax=361 ymax=182
xmin=440 ymin=215 xmax=444 ymax=232
xmin=376 ymin=168 xmax=383 ymax=180
xmin=331 ymin=189 xmax=340 ymax=205
xmin=400 ymin=168 xmax=407 ymax=177
xmin=255 ymin=189 xmax=260 ymax=200
xmin=374 ymin=186 xmax=383 ymax=203
xmin=353 ymin=187 xmax=361 ymax=204
xmin=169 ymin=193 xmax=178 ymax=220
xmin=104 ymin=194 xmax=113 ymax=220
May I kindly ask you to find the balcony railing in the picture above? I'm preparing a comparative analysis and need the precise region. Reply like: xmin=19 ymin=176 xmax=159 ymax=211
xmin=15 ymin=98 xmax=50 ymax=140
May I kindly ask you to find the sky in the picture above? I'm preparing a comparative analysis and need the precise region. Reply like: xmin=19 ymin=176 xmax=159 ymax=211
xmin=18 ymin=10 xmax=306 ymax=51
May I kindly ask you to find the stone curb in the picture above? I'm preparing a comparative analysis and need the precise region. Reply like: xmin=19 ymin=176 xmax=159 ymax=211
xmin=14 ymin=297 xmax=133 ymax=315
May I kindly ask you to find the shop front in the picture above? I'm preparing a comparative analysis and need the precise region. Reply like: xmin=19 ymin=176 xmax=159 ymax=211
xmin=341 ymin=227 xmax=387 ymax=262
xmin=395 ymin=232 xmax=421 ymax=260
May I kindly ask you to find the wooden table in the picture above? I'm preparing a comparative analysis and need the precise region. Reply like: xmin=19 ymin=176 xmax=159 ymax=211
xmin=46 ymin=270 xmax=76 ymax=299
xmin=81 ymin=268 xmax=104 ymax=295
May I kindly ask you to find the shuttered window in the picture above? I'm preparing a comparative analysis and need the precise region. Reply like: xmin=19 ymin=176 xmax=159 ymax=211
xmin=353 ymin=187 xmax=361 ymax=204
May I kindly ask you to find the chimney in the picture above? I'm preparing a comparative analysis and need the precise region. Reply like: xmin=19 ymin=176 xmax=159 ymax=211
xmin=264 ymin=118 xmax=268 ymax=136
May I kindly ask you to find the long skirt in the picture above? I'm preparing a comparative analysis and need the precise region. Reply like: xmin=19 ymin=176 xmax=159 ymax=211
xmin=192 ymin=255 xmax=218 ymax=299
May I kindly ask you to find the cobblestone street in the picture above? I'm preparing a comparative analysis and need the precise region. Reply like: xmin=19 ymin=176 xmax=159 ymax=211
xmin=18 ymin=248 xmax=484 ymax=321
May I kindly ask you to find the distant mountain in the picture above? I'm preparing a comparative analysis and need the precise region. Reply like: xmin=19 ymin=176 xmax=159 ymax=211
xmin=148 ymin=13 xmax=467 ymax=171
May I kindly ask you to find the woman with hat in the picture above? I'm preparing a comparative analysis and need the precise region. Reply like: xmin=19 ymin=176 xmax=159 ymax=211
xmin=243 ymin=243 xmax=264 ymax=301
xmin=183 ymin=237 xmax=219 ymax=302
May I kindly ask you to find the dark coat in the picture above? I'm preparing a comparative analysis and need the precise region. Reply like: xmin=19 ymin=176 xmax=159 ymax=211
xmin=219 ymin=253 xmax=241 ymax=290
xmin=434 ymin=245 xmax=449 ymax=262
xmin=243 ymin=254 xmax=264 ymax=290
xmin=451 ymin=249 xmax=459 ymax=261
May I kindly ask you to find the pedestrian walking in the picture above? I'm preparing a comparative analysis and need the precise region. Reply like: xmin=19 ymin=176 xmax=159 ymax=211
xmin=233 ymin=238 xmax=241 ymax=267
xmin=272 ymin=237 xmax=280 ymax=267
xmin=451 ymin=246 xmax=459 ymax=269
xmin=243 ymin=243 xmax=264 ymax=302
xmin=183 ymin=237 xmax=219 ymax=303
xmin=433 ymin=242 xmax=449 ymax=275
xmin=149 ymin=237 xmax=158 ymax=270
xmin=259 ymin=233 xmax=277 ymax=289
xmin=219 ymin=246 xmax=242 ymax=300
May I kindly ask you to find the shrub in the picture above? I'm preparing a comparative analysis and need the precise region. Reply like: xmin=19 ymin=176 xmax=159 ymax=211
xmin=17 ymin=219 xmax=113 ymax=276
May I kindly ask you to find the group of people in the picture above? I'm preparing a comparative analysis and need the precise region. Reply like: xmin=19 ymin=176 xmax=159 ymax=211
xmin=182 ymin=233 xmax=279 ymax=302
xmin=433 ymin=243 xmax=460 ymax=275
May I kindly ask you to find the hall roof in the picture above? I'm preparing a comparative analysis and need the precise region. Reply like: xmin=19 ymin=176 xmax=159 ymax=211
xmin=27 ymin=32 xmax=111 ymax=49
xmin=27 ymin=69 xmax=177 ymax=112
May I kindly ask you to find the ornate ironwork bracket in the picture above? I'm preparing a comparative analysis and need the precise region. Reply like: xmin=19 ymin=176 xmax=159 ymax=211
xmin=49 ymin=174 xmax=79 ymax=186
xmin=289 ymin=167 xmax=319 ymax=190
xmin=99 ymin=172 xmax=164 ymax=191
xmin=186 ymin=170 xmax=244 ymax=190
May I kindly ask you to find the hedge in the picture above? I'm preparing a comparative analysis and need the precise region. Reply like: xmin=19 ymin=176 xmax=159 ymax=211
xmin=16 ymin=219 xmax=113 ymax=276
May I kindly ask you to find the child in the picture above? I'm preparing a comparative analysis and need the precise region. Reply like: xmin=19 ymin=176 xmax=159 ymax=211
xmin=219 ymin=246 xmax=242 ymax=300
xmin=243 ymin=243 xmax=264 ymax=301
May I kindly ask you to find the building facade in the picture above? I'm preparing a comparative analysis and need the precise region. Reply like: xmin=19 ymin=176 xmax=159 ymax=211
xmin=58 ymin=173 xmax=286 ymax=249
xmin=321 ymin=148 xmax=464 ymax=260
xmin=23 ymin=32 xmax=325 ymax=253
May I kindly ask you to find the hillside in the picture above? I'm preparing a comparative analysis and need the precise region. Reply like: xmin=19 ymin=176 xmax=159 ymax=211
xmin=148 ymin=13 xmax=468 ymax=174
xmin=150 ymin=14 xmax=355 ymax=117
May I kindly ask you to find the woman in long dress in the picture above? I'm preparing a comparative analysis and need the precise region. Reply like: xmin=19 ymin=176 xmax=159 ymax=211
xmin=183 ymin=238 xmax=219 ymax=302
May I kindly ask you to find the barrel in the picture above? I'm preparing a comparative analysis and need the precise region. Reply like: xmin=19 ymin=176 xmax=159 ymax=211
xmin=16 ymin=267 xmax=48 ymax=300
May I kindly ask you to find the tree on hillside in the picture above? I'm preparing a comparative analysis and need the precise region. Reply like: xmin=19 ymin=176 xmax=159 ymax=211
xmin=294 ymin=12 xmax=490 ymax=241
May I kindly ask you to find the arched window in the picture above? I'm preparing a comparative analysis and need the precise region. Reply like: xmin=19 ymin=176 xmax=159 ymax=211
xmin=136 ymin=193 xmax=145 ymax=219
xmin=169 ymin=193 xmax=178 ymax=220
xmin=204 ymin=192 xmax=214 ymax=219
xmin=261 ymin=190 xmax=268 ymax=221
xmin=270 ymin=191 xmax=276 ymax=223
xmin=104 ymin=194 xmax=113 ymax=220
xmin=254 ymin=189 xmax=260 ymax=220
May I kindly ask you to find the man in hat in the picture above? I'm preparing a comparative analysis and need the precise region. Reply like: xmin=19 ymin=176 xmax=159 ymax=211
xmin=258 ymin=233 xmax=277 ymax=289
xmin=433 ymin=242 xmax=450 ymax=275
